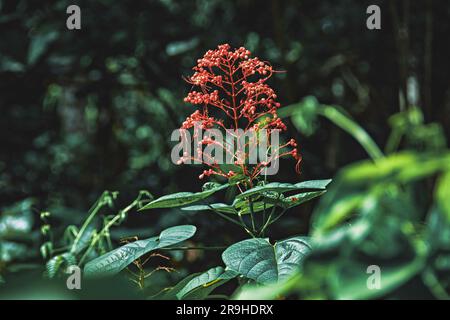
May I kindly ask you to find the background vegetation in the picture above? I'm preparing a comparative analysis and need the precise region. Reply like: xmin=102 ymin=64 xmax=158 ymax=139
xmin=0 ymin=0 xmax=449 ymax=299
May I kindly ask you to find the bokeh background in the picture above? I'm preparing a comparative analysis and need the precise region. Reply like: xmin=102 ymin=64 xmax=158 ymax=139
xmin=1 ymin=0 xmax=449 ymax=298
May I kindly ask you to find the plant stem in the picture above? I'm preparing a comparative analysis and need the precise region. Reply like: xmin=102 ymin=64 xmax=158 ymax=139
xmin=206 ymin=204 xmax=242 ymax=228
xmin=422 ymin=267 xmax=449 ymax=300
xmin=259 ymin=205 xmax=277 ymax=236
xmin=237 ymin=212 xmax=256 ymax=237
xmin=248 ymin=198 xmax=257 ymax=232
xmin=267 ymin=209 xmax=287 ymax=226
xmin=262 ymin=203 xmax=267 ymax=230
xmin=78 ymin=198 xmax=139 ymax=265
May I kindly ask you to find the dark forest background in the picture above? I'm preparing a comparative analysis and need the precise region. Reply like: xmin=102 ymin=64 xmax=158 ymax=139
xmin=0 ymin=0 xmax=449 ymax=293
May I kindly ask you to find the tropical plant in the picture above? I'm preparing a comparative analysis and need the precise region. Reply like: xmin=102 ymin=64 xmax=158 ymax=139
xmin=36 ymin=45 xmax=331 ymax=299
xmin=6 ymin=45 xmax=446 ymax=301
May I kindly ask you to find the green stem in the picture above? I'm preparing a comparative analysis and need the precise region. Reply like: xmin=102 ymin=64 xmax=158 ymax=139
xmin=422 ymin=268 xmax=450 ymax=300
xmin=78 ymin=199 xmax=139 ymax=265
xmin=259 ymin=205 xmax=277 ymax=236
xmin=70 ymin=192 xmax=109 ymax=254
xmin=267 ymin=209 xmax=287 ymax=226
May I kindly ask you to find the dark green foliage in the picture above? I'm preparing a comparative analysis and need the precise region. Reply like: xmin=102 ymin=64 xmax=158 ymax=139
xmin=1 ymin=0 xmax=450 ymax=300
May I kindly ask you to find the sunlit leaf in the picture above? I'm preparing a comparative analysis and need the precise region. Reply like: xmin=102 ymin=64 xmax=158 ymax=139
xmin=151 ymin=273 xmax=201 ymax=300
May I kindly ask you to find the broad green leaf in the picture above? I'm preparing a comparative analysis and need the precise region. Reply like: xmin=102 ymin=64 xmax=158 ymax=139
xmin=281 ymin=191 xmax=327 ymax=209
xmin=180 ymin=185 xmax=327 ymax=216
xmin=151 ymin=272 xmax=201 ymax=300
xmin=184 ymin=200 xmax=269 ymax=215
xmin=84 ymin=225 xmax=196 ymax=277
xmin=236 ymin=200 xmax=275 ymax=215
xmin=181 ymin=203 xmax=236 ymax=214
xmin=176 ymin=266 xmax=238 ymax=300
xmin=139 ymin=183 xmax=228 ymax=210
xmin=181 ymin=277 xmax=234 ymax=300
xmin=312 ymin=194 xmax=366 ymax=236
xmin=70 ymin=225 xmax=96 ymax=255
xmin=236 ymin=179 xmax=331 ymax=199
xmin=46 ymin=252 xmax=76 ymax=278
xmin=222 ymin=237 xmax=312 ymax=284
xmin=233 ymin=190 xmax=326 ymax=214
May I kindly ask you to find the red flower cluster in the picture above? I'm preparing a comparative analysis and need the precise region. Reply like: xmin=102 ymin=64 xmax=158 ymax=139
xmin=180 ymin=44 xmax=301 ymax=185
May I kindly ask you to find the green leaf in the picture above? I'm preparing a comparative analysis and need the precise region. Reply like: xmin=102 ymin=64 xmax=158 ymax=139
xmin=281 ymin=191 xmax=327 ymax=209
xmin=139 ymin=183 xmax=228 ymax=210
xmin=84 ymin=225 xmax=196 ymax=277
xmin=236 ymin=179 xmax=331 ymax=200
xmin=46 ymin=253 xmax=76 ymax=278
xmin=235 ymin=200 xmax=275 ymax=215
xmin=180 ymin=183 xmax=328 ymax=216
xmin=176 ymin=266 xmax=238 ymax=300
xmin=222 ymin=237 xmax=312 ymax=284
xmin=181 ymin=203 xmax=236 ymax=214
xmin=233 ymin=273 xmax=300 ymax=300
